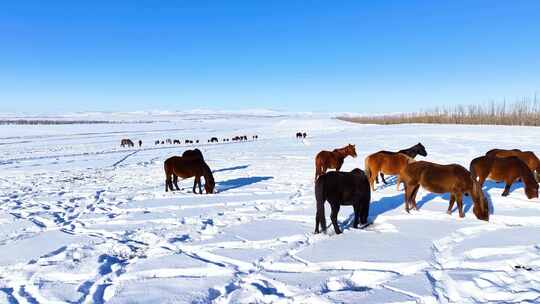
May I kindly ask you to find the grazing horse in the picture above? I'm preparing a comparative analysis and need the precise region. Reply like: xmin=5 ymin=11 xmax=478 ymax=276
xmin=155 ymin=140 xmax=160 ymax=145
xmin=314 ymin=169 xmax=370 ymax=235
xmin=365 ymin=152 xmax=414 ymax=191
xmin=400 ymin=161 xmax=489 ymax=221
xmin=173 ymin=139 xmax=180 ymax=144
xmin=164 ymin=156 xmax=215 ymax=194
xmin=314 ymin=144 xmax=357 ymax=181
xmin=470 ymin=155 xmax=538 ymax=199
xmin=486 ymin=149 xmax=540 ymax=181
xmin=120 ymin=139 xmax=134 ymax=147
xmin=378 ymin=143 xmax=427 ymax=184
xmin=210 ymin=137 xmax=218 ymax=143
xmin=296 ymin=132 xmax=302 ymax=139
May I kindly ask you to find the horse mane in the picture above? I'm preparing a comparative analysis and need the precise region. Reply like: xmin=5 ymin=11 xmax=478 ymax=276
xmin=333 ymin=145 xmax=353 ymax=156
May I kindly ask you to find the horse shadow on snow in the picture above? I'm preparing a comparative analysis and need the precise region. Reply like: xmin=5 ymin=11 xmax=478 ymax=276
xmin=339 ymin=184 xmax=494 ymax=231
xmin=216 ymin=176 xmax=273 ymax=192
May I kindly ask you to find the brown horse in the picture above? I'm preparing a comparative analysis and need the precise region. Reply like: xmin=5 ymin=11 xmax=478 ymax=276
xmin=164 ymin=156 xmax=215 ymax=194
xmin=400 ymin=161 xmax=489 ymax=221
xmin=365 ymin=152 xmax=414 ymax=191
xmin=486 ymin=149 xmax=540 ymax=181
xmin=470 ymin=155 xmax=538 ymax=199
xmin=314 ymin=144 xmax=357 ymax=181
xmin=378 ymin=143 xmax=427 ymax=184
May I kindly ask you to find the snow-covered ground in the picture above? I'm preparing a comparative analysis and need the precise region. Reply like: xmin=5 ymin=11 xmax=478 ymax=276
xmin=1 ymin=113 xmax=540 ymax=303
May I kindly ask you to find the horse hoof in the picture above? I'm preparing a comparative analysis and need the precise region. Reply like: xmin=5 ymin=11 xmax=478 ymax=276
xmin=446 ymin=211 xmax=452 ymax=215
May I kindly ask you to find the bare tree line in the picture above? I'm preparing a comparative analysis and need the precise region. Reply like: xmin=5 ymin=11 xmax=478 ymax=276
xmin=338 ymin=95 xmax=540 ymax=126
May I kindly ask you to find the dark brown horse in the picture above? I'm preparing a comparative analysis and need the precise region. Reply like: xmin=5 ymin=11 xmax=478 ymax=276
xmin=486 ymin=149 xmax=540 ymax=181
xmin=378 ymin=143 xmax=427 ymax=184
xmin=120 ymin=139 xmax=134 ymax=147
xmin=470 ymin=155 xmax=538 ymax=199
xmin=315 ymin=144 xmax=357 ymax=181
xmin=314 ymin=169 xmax=370 ymax=235
xmin=164 ymin=156 xmax=215 ymax=194
xmin=365 ymin=152 xmax=414 ymax=191
xmin=400 ymin=161 xmax=489 ymax=221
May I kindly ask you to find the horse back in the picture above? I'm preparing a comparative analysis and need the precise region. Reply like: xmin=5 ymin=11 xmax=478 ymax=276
xmin=319 ymin=170 xmax=370 ymax=204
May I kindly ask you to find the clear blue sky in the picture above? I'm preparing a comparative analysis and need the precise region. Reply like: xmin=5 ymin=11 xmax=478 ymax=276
xmin=1 ymin=1 xmax=539 ymax=114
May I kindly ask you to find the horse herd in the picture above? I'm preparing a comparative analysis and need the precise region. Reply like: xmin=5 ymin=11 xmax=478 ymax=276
xmin=314 ymin=144 xmax=540 ymax=234
xmin=157 ymin=134 xmax=540 ymax=236
xmin=120 ymin=135 xmax=259 ymax=147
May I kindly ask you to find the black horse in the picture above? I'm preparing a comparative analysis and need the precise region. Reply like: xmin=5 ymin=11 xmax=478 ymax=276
xmin=314 ymin=169 xmax=371 ymax=235
xmin=378 ymin=143 xmax=427 ymax=184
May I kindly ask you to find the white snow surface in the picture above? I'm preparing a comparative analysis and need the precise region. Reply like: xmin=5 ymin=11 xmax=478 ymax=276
xmin=1 ymin=113 xmax=540 ymax=303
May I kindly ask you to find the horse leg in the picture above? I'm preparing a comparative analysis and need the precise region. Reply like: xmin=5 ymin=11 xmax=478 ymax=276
xmin=352 ymin=204 xmax=360 ymax=228
xmin=330 ymin=204 xmax=342 ymax=234
xmin=411 ymin=185 xmax=420 ymax=210
xmin=315 ymin=205 xmax=323 ymax=234
xmin=197 ymin=175 xmax=203 ymax=194
xmin=173 ymin=175 xmax=180 ymax=191
xmin=396 ymin=175 xmax=401 ymax=191
xmin=380 ymin=173 xmax=388 ymax=184
xmin=335 ymin=159 xmax=343 ymax=172
xmin=404 ymin=184 xmax=412 ymax=213
xmin=456 ymin=193 xmax=465 ymax=217
xmin=165 ymin=178 xmax=170 ymax=192
xmin=502 ymin=182 xmax=512 ymax=196
xmin=447 ymin=194 xmax=456 ymax=214
xmin=192 ymin=177 xmax=198 ymax=194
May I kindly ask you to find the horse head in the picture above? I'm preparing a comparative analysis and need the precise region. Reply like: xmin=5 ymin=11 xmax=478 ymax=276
xmin=415 ymin=143 xmax=427 ymax=157
xmin=347 ymin=144 xmax=357 ymax=158
xmin=471 ymin=180 xmax=489 ymax=221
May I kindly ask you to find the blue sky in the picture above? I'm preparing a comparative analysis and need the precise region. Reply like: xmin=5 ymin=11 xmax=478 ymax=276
xmin=1 ymin=1 xmax=539 ymax=114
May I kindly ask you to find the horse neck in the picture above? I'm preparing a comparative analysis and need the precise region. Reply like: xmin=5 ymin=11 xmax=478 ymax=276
xmin=202 ymin=163 xmax=214 ymax=181
xmin=520 ymin=167 xmax=536 ymax=187
xmin=334 ymin=147 xmax=350 ymax=158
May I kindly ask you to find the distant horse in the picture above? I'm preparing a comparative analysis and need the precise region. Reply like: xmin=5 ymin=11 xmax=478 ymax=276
xmin=296 ymin=132 xmax=302 ymax=139
xmin=253 ymin=135 xmax=258 ymax=140
xmin=378 ymin=143 xmax=427 ymax=184
xmin=185 ymin=140 xmax=191 ymax=144
xmin=365 ymin=152 xmax=414 ymax=191
xmin=314 ymin=169 xmax=370 ymax=235
xmin=155 ymin=140 xmax=160 ymax=145
xmin=182 ymin=148 xmax=204 ymax=161
xmin=120 ymin=139 xmax=134 ymax=147
xmin=210 ymin=137 xmax=218 ymax=143
xmin=400 ymin=161 xmax=489 ymax=221
xmin=303 ymin=132 xmax=307 ymax=138
xmin=486 ymin=149 xmax=540 ymax=181
xmin=173 ymin=139 xmax=181 ymax=144
xmin=470 ymin=155 xmax=538 ymax=199
xmin=164 ymin=156 xmax=215 ymax=194
xmin=166 ymin=139 xmax=172 ymax=144
xmin=138 ymin=140 xmax=142 ymax=147
xmin=315 ymin=144 xmax=357 ymax=181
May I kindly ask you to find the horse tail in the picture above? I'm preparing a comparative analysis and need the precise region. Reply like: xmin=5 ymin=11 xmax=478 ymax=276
xmin=315 ymin=174 xmax=327 ymax=232
xmin=315 ymin=154 xmax=322 ymax=182
xmin=164 ymin=159 xmax=171 ymax=192
xmin=364 ymin=156 xmax=372 ymax=180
